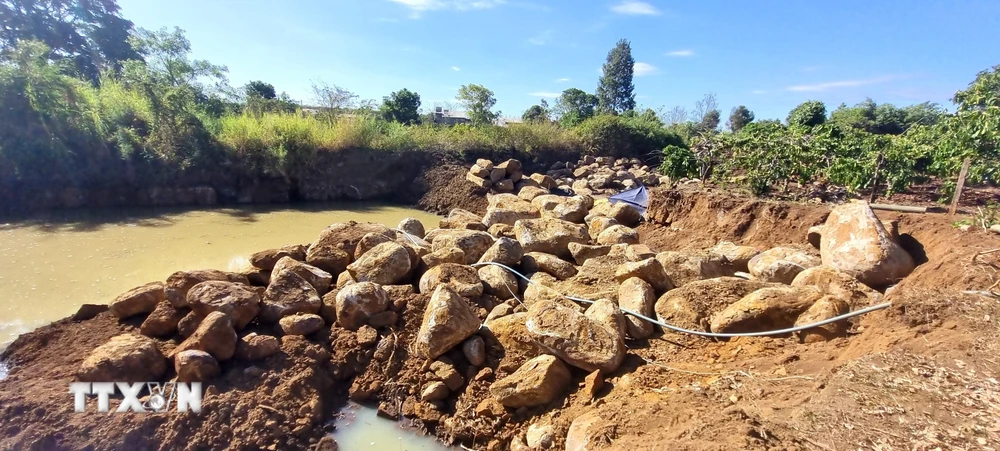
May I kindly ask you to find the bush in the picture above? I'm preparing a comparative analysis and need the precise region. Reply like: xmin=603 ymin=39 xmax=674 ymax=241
xmin=576 ymin=114 xmax=684 ymax=159
xmin=659 ymin=145 xmax=696 ymax=178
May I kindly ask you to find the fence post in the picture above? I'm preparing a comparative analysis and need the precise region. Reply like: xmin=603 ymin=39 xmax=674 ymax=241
xmin=949 ymin=157 xmax=972 ymax=216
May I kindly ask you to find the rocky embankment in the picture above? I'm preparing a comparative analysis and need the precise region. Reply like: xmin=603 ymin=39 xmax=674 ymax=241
xmin=466 ymin=156 xmax=668 ymax=196
xmin=0 ymin=156 xmax=942 ymax=450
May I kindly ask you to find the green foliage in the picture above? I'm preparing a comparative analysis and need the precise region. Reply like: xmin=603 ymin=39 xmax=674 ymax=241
xmin=659 ymin=145 xmax=697 ymax=178
xmin=699 ymin=109 xmax=721 ymax=132
xmin=456 ymin=84 xmax=498 ymax=126
xmin=555 ymin=88 xmax=598 ymax=126
xmin=576 ymin=114 xmax=683 ymax=159
xmin=522 ymin=104 xmax=550 ymax=124
xmin=0 ymin=0 xmax=139 ymax=81
xmin=727 ymin=105 xmax=754 ymax=132
xmin=596 ymin=39 xmax=636 ymax=115
xmin=380 ymin=88 xmax=421 ymax=125
xmin=246 ymin=80 xmax=276 ymax=100
xmin=787 ymin=100 xmax=827 ymax=128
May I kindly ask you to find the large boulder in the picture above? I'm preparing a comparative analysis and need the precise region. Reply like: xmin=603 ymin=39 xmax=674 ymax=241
xmin=77 ymin=334 xmax=167 ymax=382
xmin=513 ymin=218 xmax=589 ymax=259
xmin=525 ymin=301 xmax=625 ymax=373
xmin=414 ymin=286 xmax=482 ymax=359
xmin=174 ymin=350 xmax=220 ymax=383
xmin=422 ymin=247 xmax=466 ymax=268
xmin=165 ymin=270 xmax=248 ymax=308
xmin=568 ymin=242 xmax=612 ymax=265
xmin=483 ymin=208 xmax=539 ymax=228
xmin=479 ymin=265 xmax=519 ymax=300
xmin=708 ymin=241 xmax=759 ymax=273
xmin=791 ymin=265 xmax=881 ymax=308
xmin=655 ymin=277 xmax=770 ymax=332
xmin=304 ymin=244 xmax=352 ymax=276
xmin=483 ymin=313 xmax=542 ymax=365
xmin=517 ymin=186 xmax=549 ymax=202
xmin=794 ymin=295 xmax=850 ymax=343
xmin=584 ymin=299 xmax=626 ymax=340
xmin=235 ymin=333 xmax=280 ymax=361
xmin=618 ymin=277 xmax=655 ymax=339
xmin=186 ymin=281 xmax=261 ymax=330
xmin=820 ymin=201 xmax=915 ymax=287
xmin=309 ymin=221 xmax=393 ymax=262
xmin=249 ymin=244 xmax=306 ymax=270
xmin=110 ymin=282 xmax=166 ymax=319
xmin=586 ymin=216 xmax=619 ymax=241
xmin=347 ymin=242 xmax=413 ymax=285
xmin=431 ymin=230 xmax=495 ymax=264
xmin=596 ymin=225 xmax=639 ymax=245
xmin=614 ymin=257 xmax=674 ymax=294
xmin=748 ymin=247 xmax=821 ymax=284
xmin=521 ymin=252 xmax=578 ymax=280
xmin=477 ymin=237 xmax=524 ymax=267
xmin=355 ymin=232 xmax=394 ymax=260
xmin=489 ymin=355 xmax=572 ymax=408
xmin=171 ymin=311 xmax=238 ymax=361
xmin=419 ymin=263 xmax=484 ymax=298
xmin=531 ymin=194 xmax=564 ymax=212
xmin=272 ymin=257 xmax=333 ymax=295
xmin=544 ymin=197 xmax=589 ymax=223
xmin=608 ymin=202 xmax=641 ymax=227
xmin=397 ymin=217 xmax=426 ymax=239
xmin=335 ymin=282 xmax=389 ymax=330
xmin=656 ymin=251 xmax=735 ymax=287
xmin=279 ymin=313 xmax=325 ymax=336
xmin=710 ymin=286 xmax=823 ymax=334
xmin=440 ymin=209 xmax=487 ymax=230
xmin=140 ymin=301 xmax=185 ymax=337
xmin=259 ymin=270 xmax=322 ymax=323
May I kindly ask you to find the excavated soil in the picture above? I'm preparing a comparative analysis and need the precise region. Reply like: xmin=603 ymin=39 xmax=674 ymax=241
xmin=3 ymin=168 xmax=1000 ymax=450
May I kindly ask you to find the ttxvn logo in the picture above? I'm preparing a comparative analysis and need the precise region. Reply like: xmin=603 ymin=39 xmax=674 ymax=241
xmin=69 ymin=382 xmax=203 ymax=413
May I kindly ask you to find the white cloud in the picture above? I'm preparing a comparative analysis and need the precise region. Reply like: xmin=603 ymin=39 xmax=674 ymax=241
xmin=528 ymin=30 xmax=554 ymax=46
xmin=666 ymin=49 xmax=694 ymax=57
xmin=611 ymin=1 xmax=660 ymax=16
xmin=633 ymin=62 xmax=658 ymax=76
xmin=529 ymin=92 xmax=561 ymax=98
xmin=751 ymin=89 xmax=767 ymax=95
xmin=556 ymin=77 xmax=571 ymax=83
xmin=451 ymin=66 xmax=461 ymax=71
xmin=786 ymin=75 xmax=899 ymax=92
xmin=388 ymin=0 xmax=505 ymax=17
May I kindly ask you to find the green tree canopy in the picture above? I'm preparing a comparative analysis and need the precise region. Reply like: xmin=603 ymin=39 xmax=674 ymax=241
xmin=380 ymin=88 xmax=421 ymax=125
xmin=727 ymin=105 xmax=755 ymax=131
xmin=457 ymin=84 xmax=498 ymax=125
xmin=555 ymin=88 xmax=598 ymax=126
xmin=522 ymin=103 xmax=550 ymax=124
xmin=787 ymin=100 xmax=827 ymax=127
xmin=698 ymin=109 xmax=721 ymax=132
xmin=245 ymin=80 xmax=276 ymax=100
xmin=596 ymin=39 xmax=636 ymax=115
xmin=0 ymin=0 xmax=139 ymax=81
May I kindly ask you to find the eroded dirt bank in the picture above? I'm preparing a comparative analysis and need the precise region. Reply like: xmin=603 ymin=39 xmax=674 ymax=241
xmin=1 ymin=160 xmax=999 ymax=451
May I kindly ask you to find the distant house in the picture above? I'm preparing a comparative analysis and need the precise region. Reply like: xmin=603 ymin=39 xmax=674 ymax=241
xmin=430 ymin=107 xmax=472 ymax=125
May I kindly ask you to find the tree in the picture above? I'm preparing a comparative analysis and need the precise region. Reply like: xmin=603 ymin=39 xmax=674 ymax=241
xmin=311 ymin=81 xmax=358 ymax=121
xmin=596 ymin=39 xmax=636 ymax=115
xmin=457 ymin=84 xmax=498 ymax=125
xmin=554 ymin=88 xmax=598 ymax=126
xmin=699 ymin=109 xmax=721 ymax=132
xmin=902 ymin=102 xmax=945 ymax=127
xmin=727 ymin=105 xmax=755 ymax=131
xmin=245 ymin=80 xmax=276 ymax=100
xmin=691 ymin=93 xmax=718 ymax=123
xmin=0 ymin=0 xmax=139 ymax=81
xmin=522 ymin=104 xmax=550 ymax=124
xmin=380 ymin=88 xmax=421 ymax=125
xmin=787 ymin=100 xmax=827 ymax=127
xmin=664 ymin=106 xmax=689 ymax=125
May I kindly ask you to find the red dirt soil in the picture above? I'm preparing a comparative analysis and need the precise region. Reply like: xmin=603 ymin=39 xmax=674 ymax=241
xmin=2 ymin=174 xmax=1000 ymax=450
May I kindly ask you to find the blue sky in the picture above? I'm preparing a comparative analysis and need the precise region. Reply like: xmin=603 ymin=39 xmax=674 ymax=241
xmin=117 ymin=0 xmax=999 ymax=121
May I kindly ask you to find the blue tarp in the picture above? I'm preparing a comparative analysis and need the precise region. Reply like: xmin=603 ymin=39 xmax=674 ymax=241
xmin=608 ymin=184 xmax=649 ymax=216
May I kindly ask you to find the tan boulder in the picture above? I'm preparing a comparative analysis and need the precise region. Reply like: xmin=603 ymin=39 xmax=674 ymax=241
xmin=355 ymin=231 xmax=394 ymax=260
xmin=525 ymin=301 xmax=625 ymax=373
xmin=479 ymin=265 xmax=519 ymax=300
xmin=171 ymin=311 xmax=238 ymax=361
xmin=748 ymin=247 xmax=821 ymax=284
xmin=336 ymin=271 xmax=356 ymax=289
xmin=529 ymin=173 xmax=558 ymax=190
xmin=807 ymin=225 xmax=823 ymax=249
xmin=77 ymin=334 xmax=167 ymax=382
xmin=614 ymin=257 xmax=674 ymax=293
xmin=186 ymin=281 xmax=261 ymax=330
xmin=110 ymin=281 xmax=166 ymax=318
xmin=440 ymin=209 xmax=487 ymax=230
xmin=483 ymin=208 xmax=539 ymax=228
xmin=596 ymin=225 xmax=639 ymax=245
xmin=422 ymin=246 xmax=466 ymax=268
xmin=565 ymin=411 xmax=603 ymax=451
xmin=175 ymin=350 xmax=220 ymax=383
xmin=489 ymin=355 xmax=572 ymax=408
xmin=177 ymin=311 xmax=204 ymax=338
xmin=618 ymin=277 xmax=655 ymax=339
xmin=791 ymin=265 xmax=881 ymax=308
xmin=584 ymin=298 xmax=626 ymax=340
xmin=335 ymin=281 xmax=389 ymax=330
xmin=522 ymin=252 xmax=578 ymax=280
xmin=655 ymin=277 xmax=769 ymax=332
xmin=249 ymin=244 xmax=306 ymax=270
xmin=165 ymin=270 xmax=249 ymax=308
xmin=656 ymin=251 xmax=735 ymax=287
xmin=419 ymin=263 xmax=484 ymax=298
xmin=304 ymin=244 xmax=351 ymax=275
xmin=545 ymin=196 xmax=589 ymax=223
xmin=496 ymin=178 xmax=515 ymax=192
xmin=347 ymin=241 xmax=412 ymax=285
xmin=259 ymin=270 xmax=322 ymax=323
xmin=279 ymin=313 xmax=325 ymax=335
xmin=497 ymin=158 xmax=521 ymax=175
xmin=488 ymin=223 xmax=515 ymax=239
xmin=710 ymin=286 xmax=823 ymax=334
xmin=477 ymin=237 xmax=524 ymax=267
xmin=235 ymin=333 xmax=280 ymax=360
xmin=586 ymin=216 xmax=619 ymax=241
xmin=483 ymin=312 xmax=541 ymax=364
xmin=414 ymin=286 xmax=482 ymax=359
xmin=517 ymin=186 xmax=549 ymax=201
xmin=608 ymin=202 xmax=641 ymax=227
xmin=794 ymin=295 xmax=850 ymax=342
xmin=308 ymin=221 xmax=392 ymax=264
xmin=568 ymin=242 xmax=612 ymax=265
xmin=708 ymin=241 xmax=759 ymax=273
xmin=272 ymin=257 xmax=332 ymax=295
xmin=531 ymin=194 xmax=564 ymax=212
xmin=140 ymin=301 xmax=185 ymax=337
xmin=820 ymin=201 xmax=915 ymax=287
xmin=513 ymin=217 xmax=589 ymax=259
xmin=397 ymin=217 xmax=426 ymax=239
xmin=431 ymin=230 xmax=495 ymax=264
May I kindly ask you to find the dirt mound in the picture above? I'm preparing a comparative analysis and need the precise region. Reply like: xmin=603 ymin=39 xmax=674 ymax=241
xmin=416 ymin=164 xmax=488 ymax=216
xmin=3 ymin=186 xmax=1000 ymax=450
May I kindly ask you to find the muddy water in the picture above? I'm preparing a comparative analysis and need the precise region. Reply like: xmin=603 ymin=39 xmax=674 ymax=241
xmin=0 ymin=203 xmax=439 ymax=345
xmin=332 ymin=402 xmax=450 ymax=450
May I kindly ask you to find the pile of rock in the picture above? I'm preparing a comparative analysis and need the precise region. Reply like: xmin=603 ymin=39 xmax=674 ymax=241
xmin=466 ymin=158 xmax=525 ymax=193
xmin=544 ymin=155 xmax=670 ymax=196
xmin=84 ymin=194 xmax=915 ymax=449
